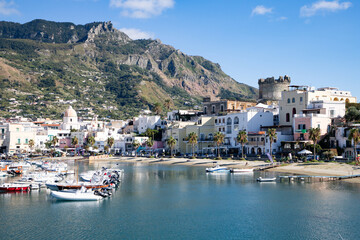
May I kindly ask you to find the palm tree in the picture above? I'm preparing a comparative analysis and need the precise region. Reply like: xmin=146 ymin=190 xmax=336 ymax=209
xmin=71 ymin=136 xmax=79 ymax=155
xmin=28 ymin=139 xmax=35 ymax=152
xmin=188 ymin=132 xmax=198 ymax=157
xmin=349 ymin=128 xmax=360 ymax=163
xmin=236 ymin=130 xmax=248 ymax=159
xmin=164 ymin=99 xmax=171 ymax=111
xmin=146 ymin=138 xmax=154 ymax=156
xmin=309 ymin=127 xmax=321 ymax=161
xmin=72 ymin=136 xmax=78 ymax=147
xmin=132 ymin=140 xmax=140 ymax=156
xmin=213 ymin=132 xmax=225 ymax=158
xmin=154 ymin=102 xmax=162 ymax=115
xmin=167 ymin=136 xmax=177 ymax=157
xmin=107 ymin=137 xmax=115 ymax=154
xmin=87 ymin=136 xmax=95 ymax=148
xmin=266 ymin=128 xmax=277 ymax=157
xmin=51 ymin=136 xmax=58 ymax=150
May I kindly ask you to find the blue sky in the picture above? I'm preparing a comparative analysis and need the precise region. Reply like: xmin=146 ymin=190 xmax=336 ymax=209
xmin=1 ymin=0 xmax=359 ymax=101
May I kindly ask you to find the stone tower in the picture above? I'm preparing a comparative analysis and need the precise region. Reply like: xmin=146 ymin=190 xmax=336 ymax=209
xmin=258 ymin=75 xmax=291 ymax=102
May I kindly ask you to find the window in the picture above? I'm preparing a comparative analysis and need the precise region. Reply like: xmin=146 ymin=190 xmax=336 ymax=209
xmin=234 ymin=117 xmax=239 ymax=124
xmin=284 ymin=143 xmax=291 ymax=149
xmin=223 ymin=119 xmax=225 ymax=123
xmin=1 ymin=129 xmax=4 ymax=134
xmin=204 ymin=107 xmax=207 ymax=114
xmin=227 ymin=117 xmax=232 ymax=125
xmin=16 ymin=128 xmax=20 ymax=132
xmin=286 ymin=113 xmax=290 ymax=122
xmin=300 ymin=97 xmax=303 ymax=102
xmin=215 ymin=119 xmax=218 ymax=124
xmin=212 ymin=106 xmax=215 ymax=114
xmin=226 ymin=126 xmax=232 ymax=134
xmin=330 ymin=110 xmax=335 ymax=117
xmin=25 ymin=139 xmax=28 ymax=144
xmin=292 ymin=108 xmax=296 ymax=116
xmin=292 ymin=98 xmax=295 ymax=103
xmin=287 ymin=98 xmax=290 ymax=103
xmin=17 ymin=139 xmax=21 ymax=144
xmin=220 ymin=105 xmax=224 ymax=112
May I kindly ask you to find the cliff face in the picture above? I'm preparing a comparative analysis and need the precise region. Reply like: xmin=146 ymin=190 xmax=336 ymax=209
xmin=0 ymin=20 xmax=257 ymax=119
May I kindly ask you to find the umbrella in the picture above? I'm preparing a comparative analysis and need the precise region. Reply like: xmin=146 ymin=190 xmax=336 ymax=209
xmin=298 ymin=149 xmax=312 ymax=155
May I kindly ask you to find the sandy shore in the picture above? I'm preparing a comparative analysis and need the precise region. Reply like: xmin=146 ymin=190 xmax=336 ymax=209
xmin=88 ymin=156 xmax=360 ymax=184
xmin=106 ymin=156 xmax=264 ymax=169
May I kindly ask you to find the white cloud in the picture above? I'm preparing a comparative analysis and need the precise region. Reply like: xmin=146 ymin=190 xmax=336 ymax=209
xmin=251 ymin=5 xmax=273 ymax=16
xmin=277 ymin=16 xmax=288 ymax=21
xmin=0 ymin=0 xmax=19 ymax=16
xmin=110 ymin=0 xmax=174 ymax=18
xmin=300 ymin=0 xmax=352 ymax=17
xmin=119 ymin=28 xmax=155 ymax=39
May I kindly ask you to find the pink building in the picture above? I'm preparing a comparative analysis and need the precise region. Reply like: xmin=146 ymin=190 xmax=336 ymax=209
xmin=293 ymin=114 xmax=331 ymax=141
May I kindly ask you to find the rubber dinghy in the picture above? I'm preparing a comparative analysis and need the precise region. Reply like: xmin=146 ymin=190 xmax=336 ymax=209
xmin=50 ymin=187 xmax=103 ymax=201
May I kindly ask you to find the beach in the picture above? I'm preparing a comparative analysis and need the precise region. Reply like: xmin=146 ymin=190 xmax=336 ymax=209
xmin=95 ymin=156 xmax=360 ymax=183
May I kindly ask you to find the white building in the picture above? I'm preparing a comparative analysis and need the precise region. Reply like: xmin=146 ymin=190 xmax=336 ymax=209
xmin=279 ymin=86 xmax=356 ymax=126
xmin=215 ymin=107 xmax=274 ymax=154
xmin=61 ymin=106 xmax=81 ymax=130
xmin=135 ymin=115 xmax=161 ymax=134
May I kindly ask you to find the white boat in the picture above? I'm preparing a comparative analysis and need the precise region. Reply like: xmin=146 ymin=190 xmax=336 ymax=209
xmin=0 ymin=172 xmax=8 ymax=177
xmin=230 ymin=168 xmax=254 ymax=173
xmin=256 ymin=177 xmax=276 ymax=182
xmin=50 ymin=187 xmax=103 ymax=201
xmin=206 ymin=165 xmax=229 ymax=173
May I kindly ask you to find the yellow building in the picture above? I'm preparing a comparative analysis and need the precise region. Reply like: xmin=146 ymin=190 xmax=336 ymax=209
xmin=279 ymin=86 xmax=356 ymax=126
xmin=166 ymin=117 xmax=217 ymax=155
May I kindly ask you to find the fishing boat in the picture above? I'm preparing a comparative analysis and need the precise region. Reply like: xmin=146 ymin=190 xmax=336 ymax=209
xmin=50 ymin=187 xmax=104 ymax=201
xmin=256 ymin=177 xmax=276 ymax=182
xmin=230 ymin=168 xmax=254 ymax=173
xmin=0 ymin=183 xmax=30 ymax=192
xmin=205 ymin=165 xmax=229 ymax=173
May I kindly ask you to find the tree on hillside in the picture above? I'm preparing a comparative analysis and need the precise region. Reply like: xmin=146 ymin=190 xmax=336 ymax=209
xmin=166 ymin=136 xmax=177 ymax=157
xmin=349 ymin=128 xmax=360 ymax=164
xmin=266 ymin=128 xmax=277 ymax=157
xmin=213 ymin=132 xmax=225 ymax=158
xmin=154 ymin=102 xmax=162 ymax=115
xmin=188 ymin=132 xmax=198 ymax=157
xmin=345 ymin=107 xmax=360 ymax=123
xmin=236 ymin=130 xmax=248 ymax=159
xmin=309 ymin=128 xmax=321 ymax=161
xmin=164 ymin=99 xmax=172 ymax=111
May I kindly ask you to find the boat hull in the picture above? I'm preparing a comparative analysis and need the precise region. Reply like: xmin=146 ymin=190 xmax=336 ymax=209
xmin=50 ymin=191 xmax=103 ymax=201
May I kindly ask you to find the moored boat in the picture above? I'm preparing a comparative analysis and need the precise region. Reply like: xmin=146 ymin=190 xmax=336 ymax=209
xmin=50 ymin=187 xmax=104 ymax=201
xmin=0 ymin=183 xmax=30 ymax=192
xmin=206 ymin=165 xmax=229 ymax=173
xmin=256 ymin=177 xmax=276 ymax=182
xmin=230 ymin=168 xmax=254 ymax=173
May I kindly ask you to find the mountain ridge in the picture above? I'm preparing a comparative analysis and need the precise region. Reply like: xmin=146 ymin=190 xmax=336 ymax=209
xmin=0 ymin=19 xmax=258 ymax=119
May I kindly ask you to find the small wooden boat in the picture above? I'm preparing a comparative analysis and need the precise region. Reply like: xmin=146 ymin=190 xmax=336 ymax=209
xmin=230 ymin=168 xmax=254 ymax=173
xmin=256 ymin=177 xmax=276 ymax=182
xmin=0 ymin=183 xmax=30 ymax=192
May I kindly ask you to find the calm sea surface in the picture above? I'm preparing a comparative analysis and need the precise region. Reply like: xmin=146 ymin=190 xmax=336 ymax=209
xmin=1 ymin=161 xmax=360 ymax=240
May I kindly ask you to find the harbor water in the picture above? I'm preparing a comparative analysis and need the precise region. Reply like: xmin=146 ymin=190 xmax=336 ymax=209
xmin=1 ymin=161 xmax=360 ymax=239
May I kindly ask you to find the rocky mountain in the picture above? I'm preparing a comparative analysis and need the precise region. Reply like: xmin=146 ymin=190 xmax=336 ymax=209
xmin=0 ymin=19 xmax=257 ymax=119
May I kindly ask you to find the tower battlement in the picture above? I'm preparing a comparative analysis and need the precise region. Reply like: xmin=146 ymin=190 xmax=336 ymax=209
xmin=258 ymin=75 xmax=291 ymax=102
